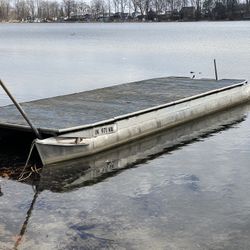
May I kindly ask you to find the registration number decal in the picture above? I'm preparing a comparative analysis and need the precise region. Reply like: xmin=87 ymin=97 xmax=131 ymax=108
xmin=93 ymin=124 xmax=117 ymax=137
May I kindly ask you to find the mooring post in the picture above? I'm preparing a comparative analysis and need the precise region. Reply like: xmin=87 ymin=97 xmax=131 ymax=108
xmin=214 ymin=59 xmax=218 ymax=81
xmin=0 ymin=79 xmax=42 ymax=139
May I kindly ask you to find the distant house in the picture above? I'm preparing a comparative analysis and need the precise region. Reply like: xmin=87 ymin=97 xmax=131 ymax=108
xmin=180 ymin=6 xmax=196 ymax=20
xmin=170 ymin=9 xmax=180 ymax=20
xmin=83 ymin=14 xmax=92 ymax=22
xmin=68 ymin=13 xmax=92 ymax=22
xmin=243 ymin=13 xmax=250 ymax=20
xmin=157 ymin=11 xmax=171 ymax=21
xmin=112 ymin=12 xmax=129 ymax=21
xmin=147 ymin=9 xmax=157 ymax=21
xmin=97 ymin=13 xmax=113 ymax=22
xmin=131 ymin=12 xmax=141 ymax=19
xmin=69 ymin=13 xmax=84 ymax=21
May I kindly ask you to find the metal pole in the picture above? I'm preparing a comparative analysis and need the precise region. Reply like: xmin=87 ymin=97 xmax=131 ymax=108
xmin=0 ymin=79 xmax=42 ymax=139
xmin=214 ymin=59 xmax=218 ymax=81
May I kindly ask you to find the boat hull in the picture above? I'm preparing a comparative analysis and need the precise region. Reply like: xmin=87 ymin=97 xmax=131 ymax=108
xmin=36 ymin=81 xmax=250 ymax=165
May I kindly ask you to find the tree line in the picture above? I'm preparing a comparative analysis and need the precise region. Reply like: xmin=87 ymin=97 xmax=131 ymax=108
xmin=0 ymin=0 xmax=249 ymax=22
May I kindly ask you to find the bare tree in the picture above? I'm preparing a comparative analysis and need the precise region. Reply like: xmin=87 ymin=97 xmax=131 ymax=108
xmin=0 ymin=0 xmax=10 ymax=21
xmin=112 ymin=0 xmax=120 ymax=12
xmin=152 ymin=0 xmax=166 ymax=13
xmin=120 ymin=0 xmax=128 ymax=13
xmin=63 ymin=0 xmax=75 ymax=17
xmin=49 ymin=1 xmax=60 ymax=19
xmin=78 ymin=0 xmax=91 ymax=14
xmin=91 ymin=0 xmax=106 ymax=18
xmin=0 ymin=0 xmax=248 ymax=22
xmin=15 ymin=0 xmax=30 ymax=20
xmin=136 ymin=0 xmax=151 ymax=15
xmin=130 ymin=0 xmax=138 ymax=12
xmin=27 ymin=0 xmax=35 ymax=19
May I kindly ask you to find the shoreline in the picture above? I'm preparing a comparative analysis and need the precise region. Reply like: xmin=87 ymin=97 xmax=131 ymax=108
xmin=1 ymin=19 xmax=250 ymax=24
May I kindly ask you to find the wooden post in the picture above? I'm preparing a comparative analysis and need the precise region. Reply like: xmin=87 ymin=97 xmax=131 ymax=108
xmin=0 ymin=79 xmax=42 ymax=139
xmin=214 ymin=59 xmax=218 ymax=81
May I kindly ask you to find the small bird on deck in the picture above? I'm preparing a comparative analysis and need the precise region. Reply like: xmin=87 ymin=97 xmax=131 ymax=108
xmin=190 ymin=71 xmax=202 ymax=79
xmin=190 ymin=71 xmax=195 ymax=79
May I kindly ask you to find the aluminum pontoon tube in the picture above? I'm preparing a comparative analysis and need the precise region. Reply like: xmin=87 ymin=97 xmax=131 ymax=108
xmin=35 ymin=79 xmax=250 ymax=165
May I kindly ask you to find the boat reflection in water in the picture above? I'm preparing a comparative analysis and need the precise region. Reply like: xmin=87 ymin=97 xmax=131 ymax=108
xmin=37 ymin=103 xmax=249 ymax=192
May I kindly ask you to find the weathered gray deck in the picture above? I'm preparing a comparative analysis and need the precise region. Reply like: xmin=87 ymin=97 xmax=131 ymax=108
xmin=0 ymin=77 xmax=244 ymax=135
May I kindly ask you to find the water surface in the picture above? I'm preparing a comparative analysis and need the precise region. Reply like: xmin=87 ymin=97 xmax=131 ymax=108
xmin=0 ymin=22 xmax=250 ymax=249
xmin=0 ymin=22 xmax=249 ymax=105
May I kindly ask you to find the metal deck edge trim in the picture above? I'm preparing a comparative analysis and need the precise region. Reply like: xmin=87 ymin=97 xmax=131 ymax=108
xmin=0 ymin=122 xmax=59 ymax=134
xmin=57 ymin=80 xmax=247 ymax=134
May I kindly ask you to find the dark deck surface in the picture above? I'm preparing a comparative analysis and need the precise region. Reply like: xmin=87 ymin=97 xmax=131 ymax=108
xmin=0 ymin=77 xmax=244 ymax=135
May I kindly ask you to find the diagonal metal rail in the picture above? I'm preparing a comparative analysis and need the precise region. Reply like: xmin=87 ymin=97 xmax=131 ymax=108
xmin=0 ymin=79 xmax=42 ymax=139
